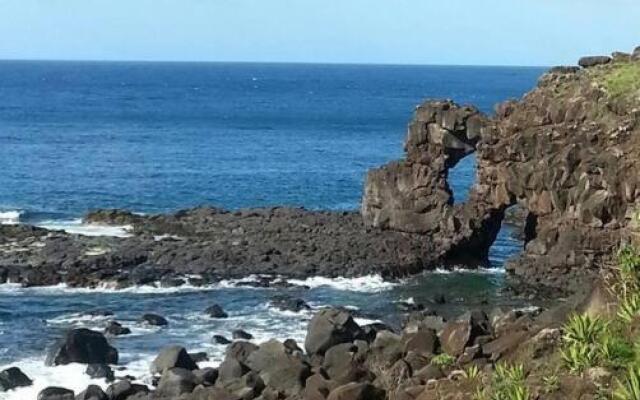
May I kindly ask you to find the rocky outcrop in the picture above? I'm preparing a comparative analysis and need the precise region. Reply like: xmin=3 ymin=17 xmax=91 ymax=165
xmin=363 ymin=47 xmax=640 ymax=288
xmin=45 ymin=329 xmax=118 ymax=366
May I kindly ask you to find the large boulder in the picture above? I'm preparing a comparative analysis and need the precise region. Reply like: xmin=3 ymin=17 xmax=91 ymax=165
xmin=151 ymin=345 xmax=198 ymax=374
xmin=402 ymin=329 xmax=438 ymax=356
xmin=140 ymin=313 xmax=168 ymax=326
xmin=245 ymin=339 xmax=311 ymax=396
xmin=326 ymin=382 xmax=385 ymax=400
xmin=155 ymin=368 xmax=198 ymax=398
xmin=0 ymin=367 xmax=32 ymax=391
xmin=104 ymin=380 xmax=149 ymax=400
xmin=104 ymin=321 xmax=131 ymax=336
xmin=37 ymin=387 xmax=75 ymax=400
xmin=225 ymin=341 xmax=259 ymax=365
xmin=323 ymin=343 xmax=369 ymax=384
xmin=85 ymin=364 xmax=115 ymax=382
xmin=439 ymin=311 xmax=490 ymax=357
xmin=75 ymin=385 xmax=107 ymax=400
xmin=46 ymin=329 xmax=118 ymax=366
xmin=578 ymin=55 xmax=612 ymax=68
xmin=305 ymin=309 xmax=362 ymax=356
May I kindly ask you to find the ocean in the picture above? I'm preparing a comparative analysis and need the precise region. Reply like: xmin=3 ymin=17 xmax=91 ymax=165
xmin=0 ymin=61 xmax=546 ymax=398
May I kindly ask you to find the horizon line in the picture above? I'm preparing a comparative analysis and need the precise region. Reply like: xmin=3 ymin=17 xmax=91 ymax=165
xmin=0 ymin=57 xmax=552 ymax=69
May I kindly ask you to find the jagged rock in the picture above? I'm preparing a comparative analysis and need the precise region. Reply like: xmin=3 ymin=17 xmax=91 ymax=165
xmin=245 ymin=339 xmax=311 ymax=396
xmin=213 ymin=335 xmax=232 ymax=345
xmin=189 ymin=352 xmax=209 ymax=363
xmin=226 ymin=341 xmax=259 ymax=365
xmin=232 ymin=329 xmax=253 ymax=340
xmin=193 ymin=367 xmax=219 ymax=386
xmin=326 ymin=382 xmax=385 ymax=400
xmin=104 ymin=321 xmax=131 ymax=336
xmin=402 ymin=329 xmax=438 ymax=356
xmin=359 ymin=323 xmax=393 ymax=343
xmin=322 ymin=343 xmax=368 ymax=385
xmin=305 ymin=309 xmax=362 ymax=356
xmin=155 ymin=368 xmax=198 ymax=398
xmin=578 ymin=55 xmax=612 ymax=68
xmin=269 ymin=295 xmax=310 ymax=312
xmin=75 ymin=385 xmax=107 ymax=400
xmin=189 ymin=386 xmax=240 ymax=400
xmin=0 ymin=367 xmax=32 ymax=391
xmin=105 ymin=380 xmax=149 ymax=400
xmin=205 ymin=304 xmax=228 ymax=318
xmin=369 ymin=331 xmax=403 ymax=367
xmin=140 ymin=313 xmax=168 ymax=326
xmin=216 ymin=370 xmax=265 ymax=400
xmin=439 ymin=311 xmax=490 ymax=357
xmin=46 ymin=329 xmax=118 ymax=366
xmin=217 ymin=358 xmax=248 ymax=383
xmin=38 ymin=387 xmax=74 ymax=400
xmin=304 ymin=373 xmax=340 ymax=400
xmin=85 ymin=364 xmax=115 ymax=381
xmin=151 ymin=345 xmax=198 ymax=374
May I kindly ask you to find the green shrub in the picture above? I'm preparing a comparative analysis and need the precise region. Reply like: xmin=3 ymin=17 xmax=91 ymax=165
xmin=463 ymin=364 xmax=481 ymax=380
xmin=431 ymin=353 xmax=455 ymax=368
xmin=600 ymin=335 xmax=635 ymax=368
xmin=491 ymin=363 xmax=529 ymax=400
xmin=542 ymin=374 xmax=560 ymax=394
xmin=619 ymin=294 xmax=640 ymax=323
xmin=561 ymin=341 xmax=598 ymax=374
xmin=563 ymin=314 xmax=608 ymax=345
xmin=614 ymin=365 xmax=640 ymax=400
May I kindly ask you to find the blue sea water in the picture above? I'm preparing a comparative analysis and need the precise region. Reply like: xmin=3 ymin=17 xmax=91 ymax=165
xmin=0 ymin=62 xmax=546 ymax=398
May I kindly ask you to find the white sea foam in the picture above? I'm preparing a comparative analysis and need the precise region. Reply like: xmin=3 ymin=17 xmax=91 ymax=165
xmin=34 ymin=219 xmax=133 ymax=238
xmin=0 ymin=210 xmax=21 ymax=225
xmin=0 ymin=358 xmax=118 ymax=400
xmin=287 ymin=275 xmax=397 ymax=292
xmin=433 ymin=266 xmax=505 ymax=275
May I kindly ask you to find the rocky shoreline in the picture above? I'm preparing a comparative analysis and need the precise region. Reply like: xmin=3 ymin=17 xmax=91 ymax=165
xmin=1 ymin=292 xmax=588 ymax=400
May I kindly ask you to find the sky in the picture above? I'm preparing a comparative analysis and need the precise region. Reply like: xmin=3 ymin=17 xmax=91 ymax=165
xmin=0 ymin=0 xmax=639 ymax=66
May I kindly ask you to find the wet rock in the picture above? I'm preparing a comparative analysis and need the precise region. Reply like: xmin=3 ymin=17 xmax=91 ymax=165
xmin=245 ymin=339 xmax=312 ymax=396
xmin=140 ymin=313 xmax=168 ymax=326
xmin=155 ymin=368 xmax=198 ymax=398
xmin=305 ymin=308 xmax=362 ymax=356
xmin=232 ymin=329 xmax=254 ymax=340
xmin=205 ymin=304 xmax=228 ymax=318
xmin=0 ymin=367 xmax=32 ymax=391
xmin=189 ymin=351 xmax=209 ymax=363
xmin=85 ymin=364 xmax=115 ymax=382
xmin=326 ymin=382 xmax=385 ymax=400
xmin=578 ymin=55 xmax=612 ymax=68
xmin=75 ymin=385 xmax=107 ymax=400
xmin=105 ymin=380 xmax=149 ymax=400
xmin=151 ymin=345 xmax=198 ymax=374
xmin=269 ymin=295 xmax=310 ymax=312
xmin=104 ymin=321 xmax=131 ymax=336
xmin=46 ymin=329 xmax=118 ymax=366
xmin=359 ymin=323 xmax=393 ymax=343
xmin=38 ymin=387 xmax=74 ymax=400
xmin=213 ymin=335 xmax=232 ymax=345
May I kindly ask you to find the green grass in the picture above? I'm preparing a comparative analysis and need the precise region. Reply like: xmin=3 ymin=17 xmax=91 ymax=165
xmin=431 ymin=353 xmax=456 ymax=368
xmin=598 ymin=62 xmax=640 ymax=101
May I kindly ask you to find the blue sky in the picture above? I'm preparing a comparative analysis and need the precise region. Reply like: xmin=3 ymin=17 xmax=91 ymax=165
xmin=0 ymin=0 xmax=638 ymax=66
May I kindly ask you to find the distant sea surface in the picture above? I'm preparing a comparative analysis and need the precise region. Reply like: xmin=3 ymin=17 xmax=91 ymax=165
xmin=0 ymin=61 xmax=545 ymax=219
xmin=0 ymin=62 xmax=546 ymax=399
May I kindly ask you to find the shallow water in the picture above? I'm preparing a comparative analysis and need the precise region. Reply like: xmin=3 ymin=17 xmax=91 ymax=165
xmin=0 ymin=62 xmax=544 ymax=397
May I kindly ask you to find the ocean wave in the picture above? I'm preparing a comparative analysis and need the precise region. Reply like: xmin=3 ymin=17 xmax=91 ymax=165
xmin=287 ymin=275 xmax=398 ymax=292
xmin=432 ymin=266 xmax=505 ymax=275
xmin=34 ymin=219 xmax=133 ymax=238
xmin=0 ymin=210 xmax=22 ymax=225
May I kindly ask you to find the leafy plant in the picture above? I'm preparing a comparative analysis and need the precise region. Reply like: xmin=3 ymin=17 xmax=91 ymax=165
xmin=600 ymin=335 xmax=635 ymax=368
xmin=491 ymin=363 xmax=529 ymax=400
xmin=542 ymin=374 xmax=560 ymax=394
xmin=619 ymin=294 xmax=640 ymax=323
xmin=431 ymin=353 xmax=455 ymax=368
xmin=614 ymin=365 xmax=640 ymax=400
xmin=561 ymin=341 xmax=598 ymax=374
xmin=463 ymin=364 xmax=481 ymax=380
xmin=563 ymin=314 xmax=608 ymax=345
